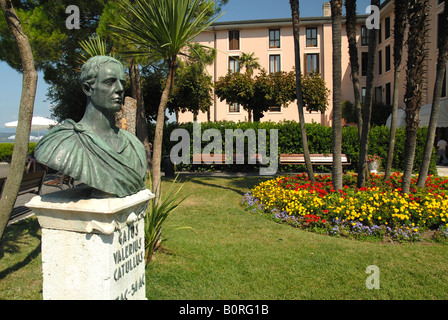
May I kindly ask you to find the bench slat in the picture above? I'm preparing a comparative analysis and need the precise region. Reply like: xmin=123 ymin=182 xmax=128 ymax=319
xmin=280 ymin=154 xmax=350 ymax=165
xmin=1 ymin=170 xmax=46 ymax=225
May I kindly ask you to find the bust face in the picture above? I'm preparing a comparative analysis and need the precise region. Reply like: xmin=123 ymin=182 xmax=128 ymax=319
xmin=89 ymin=62 xmax=126 ymax=113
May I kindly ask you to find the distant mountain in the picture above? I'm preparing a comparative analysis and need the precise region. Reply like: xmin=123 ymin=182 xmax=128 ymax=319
xmin=0 ymin=131 xmax=46 ymax=143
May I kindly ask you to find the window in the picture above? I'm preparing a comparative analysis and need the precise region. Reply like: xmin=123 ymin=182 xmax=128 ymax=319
xmin=385 ymin=45 xmax=391 ymax=72
xmin=269 ymin=29 xmax=280 ymax=48
xmin=362 ymin=87 xmax=366 ymax=103
xmin=229 ymin=56 xmax=240 ymax=73
xmin=229 ymin=30 xmax=240 ymax=50
xmin=438 ymin=13 xmax=444 ymax=49
xmin=385 ymin=17 xmax=391 ymax=39
xmin=229 ymin=103 xmax=240 ymax=113
xmin=306 ymin=27 xmax=318 ymax=47
xmin=269 ymin=106 xmax=281 ymax=112
xmin=385 ymin=82 xmax=391 ymax=105
xmin=270 ymin=55 xmax=281 ymax=73
xmin=361 ymin=52 xmax=368 ymax=76
xmin=361 ymin=26 xmax=369 ymax=46
xmin=375 ymin=86 xmax=383 ymax=103
xmin=378 ymin=49 xmax=382 ymax=75
xmin=305 ymin=53 xmax=319 ymax=75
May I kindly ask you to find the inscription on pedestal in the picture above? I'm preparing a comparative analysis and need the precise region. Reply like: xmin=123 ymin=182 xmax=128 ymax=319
xmin=113 ymin=220 xmax=146 ymax=300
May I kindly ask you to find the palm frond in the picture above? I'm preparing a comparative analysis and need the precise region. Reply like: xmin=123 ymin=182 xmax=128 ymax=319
xmin=112 ymin=0 xmax=222 ymax=61
xmin=78 ymin=35 xmax=115 ymax=65
xmin=144 ymin=175 xmax=188 ymax=263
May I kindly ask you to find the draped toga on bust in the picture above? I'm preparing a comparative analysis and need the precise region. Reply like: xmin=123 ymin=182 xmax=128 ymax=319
xmin=35 ymin=119 xmax=147 ymax=198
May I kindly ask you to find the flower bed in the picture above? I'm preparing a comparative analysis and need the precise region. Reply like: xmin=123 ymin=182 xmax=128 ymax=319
xmin=242 ymin=173 xmax=448 ymax=242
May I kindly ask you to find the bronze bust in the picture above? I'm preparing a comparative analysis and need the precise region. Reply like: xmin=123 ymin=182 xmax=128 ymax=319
xmin=35 ymin=56 xmax=147 ymax=197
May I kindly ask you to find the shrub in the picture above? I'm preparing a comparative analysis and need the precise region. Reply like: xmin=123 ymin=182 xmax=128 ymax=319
xmin=0 ymin=143 xmax=37 ymax=162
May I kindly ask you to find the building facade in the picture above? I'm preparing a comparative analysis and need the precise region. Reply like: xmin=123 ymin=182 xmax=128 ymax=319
xmin=177 ymin=0 xmax=448 ymax=126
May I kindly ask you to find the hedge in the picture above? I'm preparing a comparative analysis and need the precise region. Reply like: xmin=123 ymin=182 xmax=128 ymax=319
xmin=149 ymin=121 xmax=437 ymax=175
xmin=0 ymin=143 xmax=37 ymax=163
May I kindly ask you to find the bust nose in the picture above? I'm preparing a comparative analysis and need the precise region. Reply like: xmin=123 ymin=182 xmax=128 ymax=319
xmin=114 ymin=80 xmax=124 ymax=94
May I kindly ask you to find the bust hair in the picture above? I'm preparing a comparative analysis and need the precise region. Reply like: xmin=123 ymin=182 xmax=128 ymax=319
xmin=81 ymin=55 xmax=123 ymax=87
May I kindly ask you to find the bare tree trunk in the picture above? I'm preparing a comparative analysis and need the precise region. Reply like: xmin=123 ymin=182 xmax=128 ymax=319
xmin=290 ymin=0 xmax=315 ymax=183
xmin=417 ymin=1 xmax=448 ymax=188
xmin=345 ymin=0 xmax=363 ymax=138
xmin=357 ymin=0 xmax=379 ymax=188
xmin=384 ymin=0 xmax=408 ymax=180
xmin=331 ymin=0 xmax=343 ymax=191
xmin=402 ymin=0 xmax=430 ymax=194
xmin=129 ymin=59 xmax=152 ymax=175
xmin=151 ymin=57 xmax=176 ymax=202
xmin=0 ymin=0 xmax=38 ymax=242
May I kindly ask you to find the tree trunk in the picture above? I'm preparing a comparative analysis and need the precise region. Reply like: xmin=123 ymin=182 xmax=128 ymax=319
xmin=331 ymin=0 xmax=343 ymax=191
xmin=402 ymin=0 xmax=430 ymax=194
xmin=357 ymin=0 xmax=379 ymax=188
xmin=129 ymin=59 xmax=152 ymax=176
xmin=384 ymin=0 xmax=408 ymax=180
xmin=417 ymin=1 xmax=448 ymax=188
xmin=290 ymin=0 xmax=315 ymax=183
xmin=151 ymin=57 xmax=176 ymax=202
xmin=345 ymin=0 xmax=363 ymax=139
xmin=0 ymin=0 xmax=38 ymax=242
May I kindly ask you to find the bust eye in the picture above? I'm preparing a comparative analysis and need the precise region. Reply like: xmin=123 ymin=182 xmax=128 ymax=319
xmin=104 ymin=79 xmax=115 ymax=86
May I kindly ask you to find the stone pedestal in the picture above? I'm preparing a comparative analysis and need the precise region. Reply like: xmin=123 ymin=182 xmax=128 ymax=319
xmin=26 ymin=186 xmax=154 ymax=300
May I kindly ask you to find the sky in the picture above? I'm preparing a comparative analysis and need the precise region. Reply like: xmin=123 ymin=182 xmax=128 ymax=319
xmin=0 ymin=0 xmax=373 ymax=132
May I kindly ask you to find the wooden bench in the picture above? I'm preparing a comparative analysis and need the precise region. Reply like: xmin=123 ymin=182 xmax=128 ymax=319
xmin=192 ymin=153 xmax=262 ymax=164
xmin=279 ymin=154 xmax=351 ymax=166
xmin=0 ymin=170 xmax=46 ymax=225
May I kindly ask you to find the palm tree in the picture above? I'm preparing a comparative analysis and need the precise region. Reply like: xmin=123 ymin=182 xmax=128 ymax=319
xmin=0 ymin=0 xmax=38 ymax=241
xmin=402 ymin=0 xmax=430 ymax=194
xmin=418 ymin=1 xmax=448 ymax=188
xmin=290 ymin=0 xmax=315 ymax=183
xmin=330 ymin=0 xmax=343 ymax=191
xmin=238 ymin=52 xmax=261 ymax=76
xmin=357 ymin=0 xmax=379 ymax=188
xmin=113 ymin=0 xmax=220 ymax=201
xmin=384 ymin=0 xmax=407 ymax=180
xmin=344 ymin=0 xmax=363 ymax=138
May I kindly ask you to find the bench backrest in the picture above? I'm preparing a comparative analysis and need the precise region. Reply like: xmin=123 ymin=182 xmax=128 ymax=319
xmin=18 ymin=170 xmax=46 ymax=195
xmin=280 ymin=154 xmax=350 ymax=164
xmin=0 ymin=170 xmax=46 ymax=197
xmin=192 ymin=153 xmax=245 ymax=164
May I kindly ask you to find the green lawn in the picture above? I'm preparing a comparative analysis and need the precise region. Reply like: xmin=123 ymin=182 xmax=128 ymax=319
xmin=1 ymin=175 xmax=448 ymax=300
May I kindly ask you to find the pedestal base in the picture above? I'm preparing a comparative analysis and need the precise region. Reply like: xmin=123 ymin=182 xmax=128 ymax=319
xmin=26 ymin=186 xmax=154 ymax=300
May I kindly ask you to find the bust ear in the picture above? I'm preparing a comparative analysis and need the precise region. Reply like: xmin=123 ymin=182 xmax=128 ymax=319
xmin=82 ymin=82 xmax=92 ymax=96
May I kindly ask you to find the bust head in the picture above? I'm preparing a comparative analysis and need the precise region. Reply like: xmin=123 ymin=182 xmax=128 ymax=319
xmin=81 ymin=56 xmax=126 ymax=113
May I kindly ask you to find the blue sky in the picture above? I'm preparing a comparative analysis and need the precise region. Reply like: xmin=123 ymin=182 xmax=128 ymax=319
xmin=0 ymin=0 xmax=373 ymax=132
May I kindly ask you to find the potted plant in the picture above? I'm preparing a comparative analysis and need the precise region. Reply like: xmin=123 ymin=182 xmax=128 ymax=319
xmin=367 ymin=154 xmax=382 ymax=174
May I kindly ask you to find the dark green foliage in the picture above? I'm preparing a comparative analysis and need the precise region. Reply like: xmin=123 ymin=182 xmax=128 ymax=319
xmin=0 ymin=143 xmax=37 ymax=162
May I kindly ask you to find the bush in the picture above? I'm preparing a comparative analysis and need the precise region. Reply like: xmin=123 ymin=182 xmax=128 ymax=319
xmin=0 ymin=143 xmax=37 ymax=163
xmin=149 ymin=121 xmax=437 ymax=174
